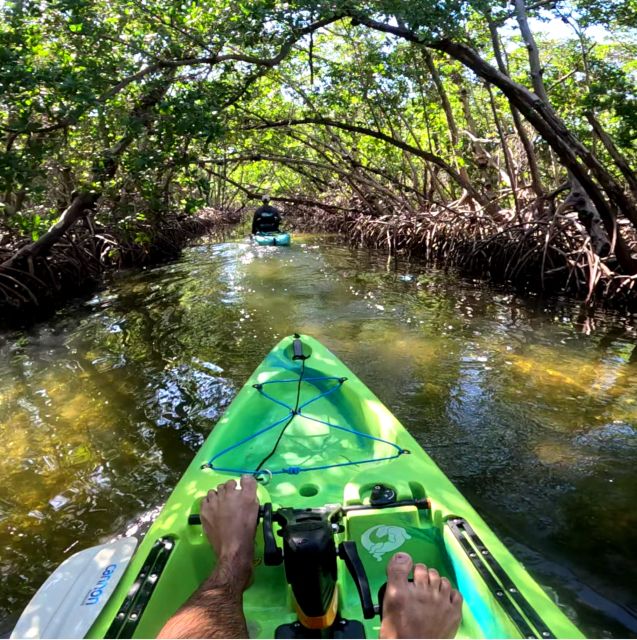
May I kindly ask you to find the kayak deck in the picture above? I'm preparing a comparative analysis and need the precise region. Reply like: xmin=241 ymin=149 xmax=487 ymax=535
xmin=41 ymin=335 xmax=580 ymax=638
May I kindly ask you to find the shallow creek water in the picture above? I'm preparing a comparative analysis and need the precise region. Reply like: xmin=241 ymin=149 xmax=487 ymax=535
xmin=1 ymin=236 xmax=636 ymax=637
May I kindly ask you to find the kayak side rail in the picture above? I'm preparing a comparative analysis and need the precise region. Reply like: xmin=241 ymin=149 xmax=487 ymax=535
xmin=446 ymin=518 xmax=555 ymax=640
xmin=105 ymin=537 xmax=175 ymax=639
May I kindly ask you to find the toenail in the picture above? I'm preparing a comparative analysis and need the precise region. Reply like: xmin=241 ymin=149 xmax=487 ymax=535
xmin=394 ymin=553 xmax=409 ymax=563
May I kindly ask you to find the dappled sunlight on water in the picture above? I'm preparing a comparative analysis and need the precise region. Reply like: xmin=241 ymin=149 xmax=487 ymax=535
xmin=1 ymin=236 xmax=636 ymax=637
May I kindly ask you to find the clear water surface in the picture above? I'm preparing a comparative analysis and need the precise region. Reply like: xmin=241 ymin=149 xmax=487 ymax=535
xmin=1 ymin=236 xmax=636 ymax=638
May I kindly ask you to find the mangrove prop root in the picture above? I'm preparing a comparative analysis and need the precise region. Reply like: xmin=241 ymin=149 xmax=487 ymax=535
xmin=291 ymin=200 xmax=637 ymax=310
xmin=0 ymin=211 xmax=224 ymax=326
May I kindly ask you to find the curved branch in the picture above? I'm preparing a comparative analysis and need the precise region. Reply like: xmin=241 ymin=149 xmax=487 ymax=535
xmin=205 ymin=167 xmax=359 ymax=212
xmin=205 ymin=152 xmax=409 ymax=209
xmin=202 ymin=151 xmax=430 ymax=203
xmin=242 ymin=117 xmax=487 ymax=206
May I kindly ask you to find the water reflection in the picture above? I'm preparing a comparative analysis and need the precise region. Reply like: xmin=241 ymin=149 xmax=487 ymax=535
xmin=1 ymin=237 xmax=636 ymax=637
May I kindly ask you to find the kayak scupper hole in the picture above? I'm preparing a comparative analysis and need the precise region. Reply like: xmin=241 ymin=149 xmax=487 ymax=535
xmin=299 ymin=483 xmax=319 ymax=497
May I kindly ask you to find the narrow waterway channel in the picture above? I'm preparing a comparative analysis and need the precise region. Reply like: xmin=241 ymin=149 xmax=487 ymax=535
xmin=1 ymin=236 xmax=636 ymax=638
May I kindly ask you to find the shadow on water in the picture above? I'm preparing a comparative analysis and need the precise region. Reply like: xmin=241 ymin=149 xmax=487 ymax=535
xmin=1 ymin=235 xmax=636 ymax=637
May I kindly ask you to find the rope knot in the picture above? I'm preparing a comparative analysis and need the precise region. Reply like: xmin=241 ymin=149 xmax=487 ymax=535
xmin=285 ymin=466 xmax=302 ymax=475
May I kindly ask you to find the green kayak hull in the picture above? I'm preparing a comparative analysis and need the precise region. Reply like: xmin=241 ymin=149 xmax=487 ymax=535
xmin=73 ymin=334 xmax=581 ymax=638
xmin=253 ymin=232 xmax=291 ymax=246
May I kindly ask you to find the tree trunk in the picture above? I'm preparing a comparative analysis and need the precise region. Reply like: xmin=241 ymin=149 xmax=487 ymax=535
xmin=487 ymin=83 xmax=521 ymax=216
xmin=564 ymin=172 xmax=611 ymax=256
xmin=586 ymin=111 xmax=637 ymax=201
xmin=486 ymin=10 xmax=544 ymax=198
xmin=421 ymin=50 xmax=463 ymax=150
xmin=455 ymin=77 xmax=505 ymax=214
xmin=3 ymin=191 xmax=100 ymax=268
xmin=513 ymin=0 xmax=550 ymax=103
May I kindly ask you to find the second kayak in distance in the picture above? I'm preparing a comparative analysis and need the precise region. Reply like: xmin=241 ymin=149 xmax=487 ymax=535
xmin=253 ymin=231 xmax=291 ymax=246
xmin=12 ymin=334 xmax=584 ymax=639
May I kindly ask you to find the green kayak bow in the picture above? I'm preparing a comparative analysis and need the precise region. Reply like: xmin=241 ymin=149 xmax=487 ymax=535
xmin=13 ymin=335 xmax=583 ymax=639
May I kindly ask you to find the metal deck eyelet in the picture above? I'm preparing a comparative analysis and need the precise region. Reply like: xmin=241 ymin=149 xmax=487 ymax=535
xmin=254 ymin=469 xmax=273 ymax=485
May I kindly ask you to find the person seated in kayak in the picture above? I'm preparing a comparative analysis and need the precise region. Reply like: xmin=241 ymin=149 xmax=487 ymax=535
xmin=252 ymin=196 xmax=282 ymax=235
xmin=158 ymin=476 xmax=463 ymax=639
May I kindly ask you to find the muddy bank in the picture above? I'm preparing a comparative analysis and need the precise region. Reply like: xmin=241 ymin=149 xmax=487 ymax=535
xmin=0 ymin=209 xmax=230 ymax=327
xmin=290 ymin=205 xmax=637 ymax=311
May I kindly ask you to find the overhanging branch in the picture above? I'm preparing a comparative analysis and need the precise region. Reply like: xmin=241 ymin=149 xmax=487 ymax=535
xmin=242 ymin=117 xmax=487 ymax=205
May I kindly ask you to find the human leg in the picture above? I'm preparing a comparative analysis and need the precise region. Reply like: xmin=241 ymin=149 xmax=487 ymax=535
xmin=157 ymin=475 xmax=259 ymax=639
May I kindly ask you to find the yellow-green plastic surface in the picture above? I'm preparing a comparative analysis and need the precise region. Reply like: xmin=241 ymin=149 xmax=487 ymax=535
xmin=87 ymin=335 xmax=583 ymax=639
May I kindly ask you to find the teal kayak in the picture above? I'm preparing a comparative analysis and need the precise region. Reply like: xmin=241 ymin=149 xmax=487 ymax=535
xmin=253 ymin=231 xmax=291 ymax=246
xmin=13 ymin=335 xmax=583 ymax=639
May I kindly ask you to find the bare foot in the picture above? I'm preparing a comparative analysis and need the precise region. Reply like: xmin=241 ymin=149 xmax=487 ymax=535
xmin=201 ymin=475 xmax=260 ymax=590
xmin=157 ymin=478 xmax=259 ymax=639
xmin=380 ymin=553 xmax=463 ymax=639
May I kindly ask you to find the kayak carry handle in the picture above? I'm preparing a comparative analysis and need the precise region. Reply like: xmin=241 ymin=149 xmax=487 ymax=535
xmin=292 ymin=337 xmax=308 ymax=360
xmin=338 ymin=541 xmax=376 ymax=619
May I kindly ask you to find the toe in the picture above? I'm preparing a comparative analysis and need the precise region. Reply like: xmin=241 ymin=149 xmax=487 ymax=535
xmin=427 ymin=567 xmax=441 ymax=589
xmin=224 ymin=479 xmax=238 ymax=491
xmin=386 ymin=552 xmax=413 ymax=589
xmin=451 ymin=589 xmax=463 ymax=605
xmin=241 ymin=474 xmax=258 ymax=495
xmin=413 ymin=563 xmax=429 ymax=586
xmin=440 ymin=577 xmax=452 ymax=595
